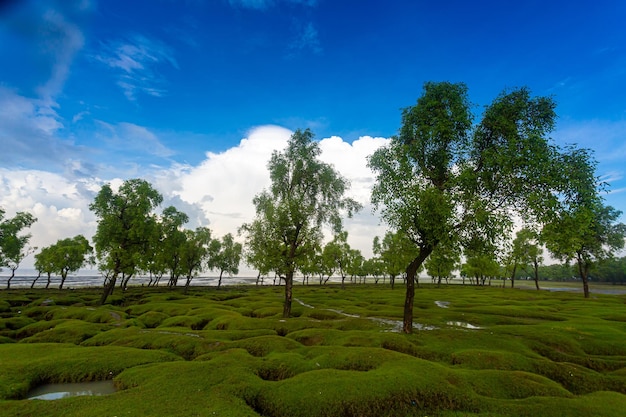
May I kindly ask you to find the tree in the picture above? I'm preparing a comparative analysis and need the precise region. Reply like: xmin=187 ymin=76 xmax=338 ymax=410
xmin=34 ymin=246 xmax=55 ymax=288
xmin=372 ymin=231 xmax=419 ymax=289
xmin=322 ymin=231 xmax=354 ymax=289
xmin=506 ymin=228 xmax=543 ymax=290
xmin=0 ymin=209 xmax=37 ymax=289
xmin=158 ymin=206 xmax=190 ymax=288
xmin=541 ymin=147 xmax=626 ymax=298
xmin=369 ymin=82 xmax=559 ymax=333
xmin=425 ymin=243 xmax=460 ymax=286
xmin=208 ymin=233 xmax=243 ymax=289
xmin=90 ymin=179 xmax=163 ymax=304
xmin=180 ymin=227 xmax=214 ymax=293
xmin=37 ymin=235 xmax=94 ymax=289
xmin=241 ymin=129 xmax=360 ymax=318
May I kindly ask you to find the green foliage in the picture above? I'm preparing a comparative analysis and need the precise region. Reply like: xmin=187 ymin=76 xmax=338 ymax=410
xmin=208 ymin=233 xmax=243 ymax=289
xmin=0 ymin=209 xmax=37 ymax=288
xmin=90 ymin=179 xmax=163 ymax=303
xmin=541 ymin=146 xmax=626 ymax=297
xmin=240 ymin=129 xmax=360 ymax=317
xmin=1 ymin=285 xmax=626 ymax=416
xmin=368 ymin=81 xmax=578 ymax=332
xmin=34 ymin=235 xmax=93 ymax=289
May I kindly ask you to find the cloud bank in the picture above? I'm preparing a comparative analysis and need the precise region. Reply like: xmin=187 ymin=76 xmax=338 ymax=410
xmin=0 ymin=125 xmax=389 ymax=273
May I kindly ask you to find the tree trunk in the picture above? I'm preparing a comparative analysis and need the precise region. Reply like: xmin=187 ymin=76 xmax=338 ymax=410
xmin=100 ymin=273 xmax=117 ymax=305
xmin=510 ymin=263 xmax=517 ymax=288
xmin=403 ymin=248 xmax=432 ymax=334
xmin=46 ymin=272 xmax=51 ymax=289
xmin=122 ymin=273 xmax=132 ymax=290
xmin=533 ymin=259 xmax=540 ymax=290
xmin=31 ymin=272 xmax=42 ymax=289
xmin=577 ymin=254 xmax=590 ymax=298
xmin=59 ymin=270 xmax=68 ymax=290
xmin=184 ymin=274 xmax=192 ymax=294
xmin=218 ymin=270 xmax=224 ymax=289
xmin=283 ymin=270 xmax=294 ymax=318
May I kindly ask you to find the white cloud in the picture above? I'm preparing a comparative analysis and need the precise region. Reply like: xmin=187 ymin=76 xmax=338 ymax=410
xmin=94 ymin=35 xmax=178 ymax=101
xmin=36 ymin=10 xmax=85 ymax=104
xmin=0 ymin=125 xmax=389 ymax=274
xmin=0 ymin=169 xmax=102 ymax=270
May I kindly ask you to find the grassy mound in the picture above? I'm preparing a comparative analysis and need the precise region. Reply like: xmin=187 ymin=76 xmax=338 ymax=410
xmin=0 ymin=284 xmax=625 ymax=416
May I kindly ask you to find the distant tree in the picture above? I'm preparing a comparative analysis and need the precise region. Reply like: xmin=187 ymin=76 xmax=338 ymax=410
xmin=369 ymin=82 xmax=560 ymax=332
xmin=425 ymin=243 xmax=460 ymax=286
xmin=346 ymin=249 xmax=365 ymax=284
xmin=37 ymin=235 xmax=94 ymax=289
xmin=505 ymin=228 xmax=543 ymax=290
xmin=180 ymin=227 xmax=214 ymax=293
xmin=208 ymin=233 xmax=243 ymax=289
xmin=595 ymin=257 xmax=626 ymax=284
xmin=34 ymin=246 xmax=55 ymax=288
xmin=158 ymin=206 xmax=189 ymax=288
xmin=372 ymin=231 xmax=419 ymax=289
xmin=240 ymin=129 xmax=360 ymax=318
xmin=90 ymin=179 xmax=163 ymax=304
xmin=322 ymin=231 xmax=355 ymax=289
xmin=0 ymin=209 xmax=37 ymax=289
xmin=542 ymin=147 xmax=626 ymax=298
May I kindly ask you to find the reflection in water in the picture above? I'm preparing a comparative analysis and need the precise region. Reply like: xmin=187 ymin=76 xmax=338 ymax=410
xmin=27 ymin=381 xmax=116 ymax=400
xmin=447 ymin=321 xmax=482 ymax=329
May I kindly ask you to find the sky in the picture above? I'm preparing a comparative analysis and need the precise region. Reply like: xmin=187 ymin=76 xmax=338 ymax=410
xmin=1 ymin=0 xmax=625 ymax=273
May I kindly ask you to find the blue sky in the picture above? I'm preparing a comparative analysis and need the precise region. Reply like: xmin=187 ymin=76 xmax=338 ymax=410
xmin=1 ymin=0 xmax=625 ymax=270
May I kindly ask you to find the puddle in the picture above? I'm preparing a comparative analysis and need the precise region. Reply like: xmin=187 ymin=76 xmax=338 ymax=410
xmin=447 ymin=321 xmax=482 ymax=330
xmin=27 ymin=380 xmax=116 ymax=400
xmin=435 ymin=301 xmax=450 ymax=308
xmin=294 ymin=298 xmax=315 ymax=309
xmin=325 ymin=308 xmax=360 ymax=318
xmin=369 ymin=317 xmax=438 ymax=332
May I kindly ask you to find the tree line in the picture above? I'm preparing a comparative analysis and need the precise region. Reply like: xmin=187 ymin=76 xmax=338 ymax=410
xmin=1 ymin=81 xmax=625 ymax=333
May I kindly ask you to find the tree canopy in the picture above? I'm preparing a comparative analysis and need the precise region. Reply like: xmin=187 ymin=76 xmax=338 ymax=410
xmin=90 ymin=179 xmax=164 ymax=304
xmin=240 ymin=128 xmax=360 ymax=317
xmin=0 ymin=208 xmax=37 ymax=289
xmin=368 ymin=81 xmax=561 ymax=333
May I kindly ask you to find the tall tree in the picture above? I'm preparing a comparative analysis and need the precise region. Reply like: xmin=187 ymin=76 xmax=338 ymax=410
xmin=0 ymin=209 xmax=37 ymax=289
xmin=542 ymin=147 xmax=626 ymax=298
xmin=208 ymin=233 xmax=243 ymax=289
xmin=369 ymin=82 xmax=559 ymax=333
xmin=241 ymin=129 xmax=360 ymax=318
xmin=90 ymin=179 xmax=163 ymax=304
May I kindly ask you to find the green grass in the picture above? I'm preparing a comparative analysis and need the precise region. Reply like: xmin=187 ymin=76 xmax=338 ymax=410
xmin=0 ymin=284 xmax=625 ymax=416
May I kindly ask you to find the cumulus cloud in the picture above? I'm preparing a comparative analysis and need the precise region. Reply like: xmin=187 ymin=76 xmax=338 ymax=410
xmin=171 ymin=126 xmax=388 ymax=259
xmin=0 ymin=125 xmax=389 ymax=273
xmin=0 ymin=168 xmax=103 ymax=270
xmin=94 ymin=35 xmax=178 ymax=101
